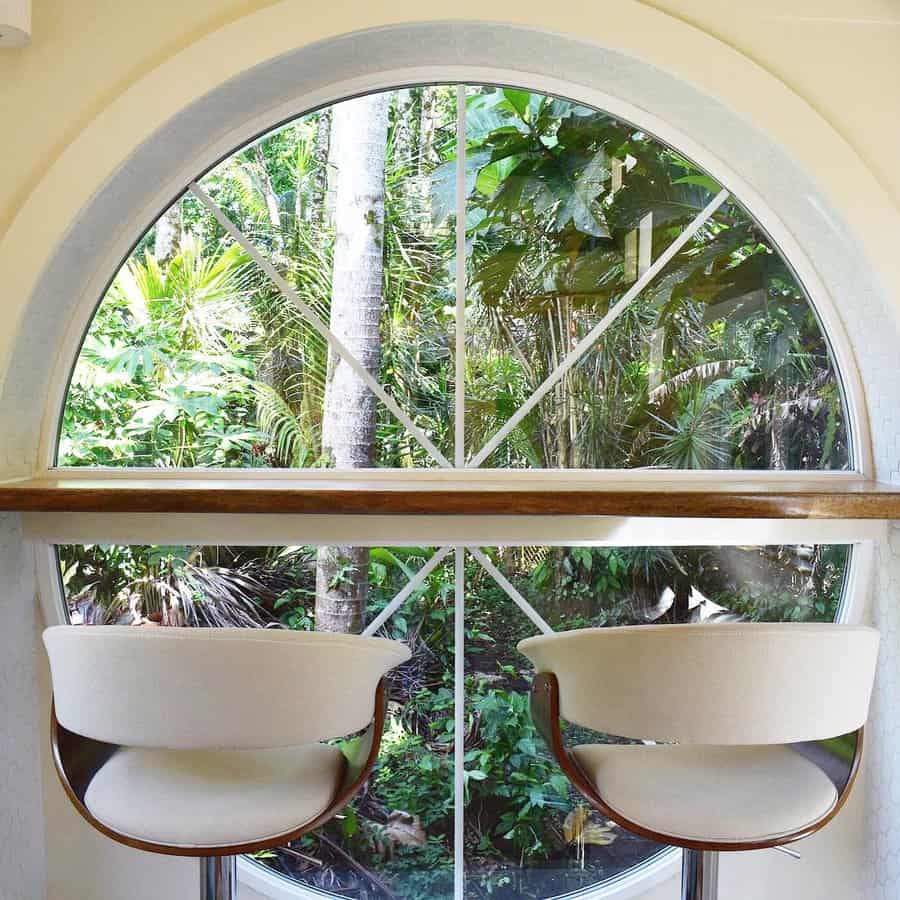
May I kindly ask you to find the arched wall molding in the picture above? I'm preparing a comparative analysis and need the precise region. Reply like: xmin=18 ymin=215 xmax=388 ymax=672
xmin=29 ymin=60 xmax=874 ymax=473
xmin=0 ymin=18 xmax=892 ymax=476
xmin=1 ymin=10 xmax=899 ymax=900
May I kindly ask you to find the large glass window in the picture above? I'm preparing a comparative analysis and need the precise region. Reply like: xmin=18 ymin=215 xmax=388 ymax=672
xmin=58 ymin=85 xmax=850 ymax=471
xmin=57 ymin=540 xmax=849 ymax=899
xmin=47 ymin=81 xmax=864 ymax=900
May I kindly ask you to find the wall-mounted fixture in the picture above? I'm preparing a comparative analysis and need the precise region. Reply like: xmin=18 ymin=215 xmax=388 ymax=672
xmin=0 ymin=0 xmax=30 ymax=47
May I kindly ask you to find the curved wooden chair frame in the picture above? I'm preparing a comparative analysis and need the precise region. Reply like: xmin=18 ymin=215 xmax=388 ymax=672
xmin=530 ymin=671 xmax=863 ymax=853
xmin=51 ymin=678 xmax=389 ymax=857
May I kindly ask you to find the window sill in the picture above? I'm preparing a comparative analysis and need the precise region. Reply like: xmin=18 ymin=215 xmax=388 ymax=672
xmin=1 ymin=470 xmax=897 ymax=518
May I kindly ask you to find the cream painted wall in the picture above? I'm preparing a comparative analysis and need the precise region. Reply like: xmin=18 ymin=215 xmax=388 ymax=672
xmin=641 ymin=0 xmax=900 ymax=209
xmin=0 ymin=0 xmax=280 ymax=239
xmin=2 ymin=3 xmax=899 ymax=900
xmin=2 ymin=0 xmax=898 ymax=234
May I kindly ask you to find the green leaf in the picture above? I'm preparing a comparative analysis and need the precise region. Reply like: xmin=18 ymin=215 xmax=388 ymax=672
xmin=502 ymin=89 xmax=532 ymax=120
xmin=430 ymin=150 xmax=493 ymax=224
xmin=475 ymin=155 xmax=523 ymax=198
xmin=471 ymin=242 xmax=528 ymax=305
xmin=340 ymin=807 xmax=358 ymax=838
xmin=674 ymin=174 xmax=723 ymax=194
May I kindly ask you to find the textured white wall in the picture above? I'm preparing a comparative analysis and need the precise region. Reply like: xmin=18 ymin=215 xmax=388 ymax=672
xmin=0 ymin=514 xmax=46 ymax=900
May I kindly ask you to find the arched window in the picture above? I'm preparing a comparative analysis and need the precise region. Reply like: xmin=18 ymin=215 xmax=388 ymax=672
xmin=58 ymin=85 xmax=852 ymax=472
xmin=45 ymin=84 xmax=871 ymax=900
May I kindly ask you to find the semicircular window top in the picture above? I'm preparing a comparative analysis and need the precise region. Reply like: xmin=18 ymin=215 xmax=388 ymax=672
xmin=58 ymin=84 xmax=852 ymax=471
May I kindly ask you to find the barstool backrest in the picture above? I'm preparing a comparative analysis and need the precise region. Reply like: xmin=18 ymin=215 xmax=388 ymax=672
xmin=44 ymin=626 xmax=410 ymax=749
xmin=519 ymin=623 xmax=879 ymax=745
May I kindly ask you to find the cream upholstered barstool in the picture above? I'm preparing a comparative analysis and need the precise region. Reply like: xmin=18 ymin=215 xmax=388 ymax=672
xmin=519 ymin=623 xmax=879 ymax=900
xmin=44 ymin=626 xmax=411 ymax=900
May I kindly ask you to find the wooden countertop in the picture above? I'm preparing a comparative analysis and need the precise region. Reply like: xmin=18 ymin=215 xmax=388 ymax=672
xmin=2 ymin=471 xmax=899 ymax=518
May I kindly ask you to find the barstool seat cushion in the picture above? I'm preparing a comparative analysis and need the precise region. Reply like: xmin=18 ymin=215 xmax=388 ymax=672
xmin=84 ymin=742 xmax=345 ymax=848
xmin=571 ymin=743 xmax=838 ymax=844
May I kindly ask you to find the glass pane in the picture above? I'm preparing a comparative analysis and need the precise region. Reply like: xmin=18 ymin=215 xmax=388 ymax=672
xmin=57 ymin=540 xmax=851 ymax=899
xmin=464 ymin=85 xmax=850 ymax=469
xmin=460 ymin=543 xmax=848 ymax=898
xmin=492 ymin=544 xmax=849 ymax=629
xmin=59 ymin=85 xmax=457 ymax=468
xmin=60 ymin=82 xmax=851 ymax=471
xmin=57 ymin=543 xmax=454 ymax=899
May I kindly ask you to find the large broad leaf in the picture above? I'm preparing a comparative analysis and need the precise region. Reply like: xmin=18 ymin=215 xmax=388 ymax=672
xmin=642 ymin=222 xmax=753 ymax=315
xmin=554 ymin=149 xmax=611 ymax=236
xmin=471 ymin=242 xmax=529 ymax=305
xmin=702 ymin=289 xmax=768 ymax=324
xmin=514 ymin=246 xmax=622 ymax=313
xmin=466 ymin=93 xmax=522 ymax=144
xmin=607 ymin=172 xmax=722 ymax=231
xmin=539 ymin=162 xmax=610 ymax=237
xmin=487 ymin=163 xmax=548 ymax=221
xmin=430 ymin=149 xmax=493 ymax=225
xmin=556 ymin=114 xmax=629 ymax=153
xmin=674 ymin=174 xmax=723 ymax=194
xmin=538 ymin=98 xmax=597 ymax=129
xmin=502 ymin=88 xmax=533 ymax=120
xmin=475 ymin=155 xmax=524 ymax=197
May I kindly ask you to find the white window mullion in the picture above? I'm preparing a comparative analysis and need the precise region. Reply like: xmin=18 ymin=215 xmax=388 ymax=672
xmin=470 ymin=546 xmax=553 ymax=634
xmin=454 ymin=546 xmax=466 ymax=900
xmin=455 ymin=85 xmax=467 ymax=469
xmin=361 ymin=546 xmax=453 ymax=636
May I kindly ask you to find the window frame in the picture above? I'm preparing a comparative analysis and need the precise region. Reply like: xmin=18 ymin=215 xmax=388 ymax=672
xmin=31 ymin=75 xmax=881 ymax=900
xmin=36 ymin=75 xmax=873 ymax=476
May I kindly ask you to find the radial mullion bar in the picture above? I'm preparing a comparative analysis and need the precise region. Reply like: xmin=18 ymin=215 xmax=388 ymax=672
xmin=454 ymin=547 xmax=465 ymax=900
xmin=361 ymin=546 xmax=453 ymax=636
xmin=469 ymin=546 xmax=553 ymax=634
xmin=455 ymin=85 xmax=467 ymax=468
xmin=189 ymin=181 xmax=452 ymax=469
xmin=469 ymin=189 xmax=731 ymax=467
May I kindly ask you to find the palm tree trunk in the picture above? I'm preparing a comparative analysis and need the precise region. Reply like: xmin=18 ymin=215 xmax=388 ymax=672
xmin=309 ymin=111 xmax=331 ymax=226
xmin=253 ymin=144 xmax=284 ymax=258
xmin=154 ymin=203 xmax=182 ymax=263
xmin=315 ymin=92 xmax=390 ymax=634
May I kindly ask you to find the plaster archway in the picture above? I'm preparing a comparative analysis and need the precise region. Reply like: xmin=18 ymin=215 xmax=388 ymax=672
xmin=2 ymin=11 xmax=899 ymax=900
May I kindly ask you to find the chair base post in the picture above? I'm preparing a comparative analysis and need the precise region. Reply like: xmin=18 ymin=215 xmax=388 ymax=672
xmin=201 ymin=855 xmax=236 ymax=900
xmin=682 ymin=848 xmax=719 ymax=900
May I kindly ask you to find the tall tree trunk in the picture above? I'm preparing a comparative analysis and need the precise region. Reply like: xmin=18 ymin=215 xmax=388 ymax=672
xmin=770 ymin=400 xmax=788 ymax=470
xmin=311 ymin=110 xmax=331 ymax=226
xmin=419 ymin=87 xmax=439 ymax=176
xmin=154 ymin=203 xmax=182 ymax=263
xmin=253 ymin=144 xmax=284 ymax=257
xmin=315 ymin=92 xmax=390 ymax=634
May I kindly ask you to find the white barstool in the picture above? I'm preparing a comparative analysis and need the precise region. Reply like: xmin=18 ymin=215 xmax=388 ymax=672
xmin=44 ymin=626 xmax=411 ymax=900
xmin=519 ymin=623 xmax=879 ymax=900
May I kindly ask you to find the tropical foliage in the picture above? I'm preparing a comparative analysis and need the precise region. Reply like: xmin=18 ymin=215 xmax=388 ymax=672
xmin=59 ymin=539 xmax=847 ymax=899
xmin=61 ymin=86 xmax=848 ymax=472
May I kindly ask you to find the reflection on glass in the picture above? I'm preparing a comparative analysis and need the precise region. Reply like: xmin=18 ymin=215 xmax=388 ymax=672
xmin=464 ymin=85 xmax=849 ymax=469
xmin=494 ymin=544 xmax=849 ymax=630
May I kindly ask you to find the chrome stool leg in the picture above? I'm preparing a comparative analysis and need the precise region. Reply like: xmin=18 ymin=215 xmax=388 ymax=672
xmin=201 ymin=855 xmax=236 ymax=900
xmin=682 ymin=849 xmax=719 ymax=900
